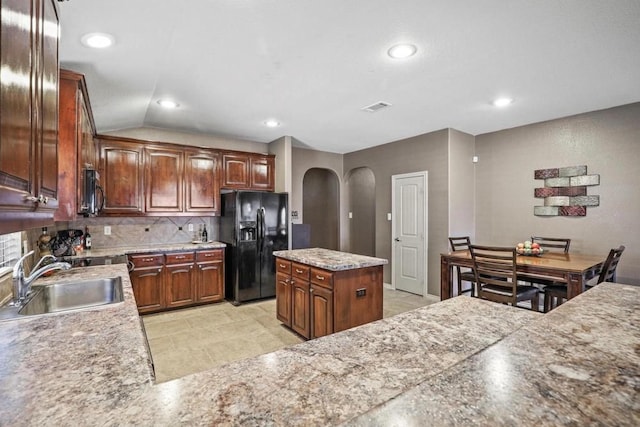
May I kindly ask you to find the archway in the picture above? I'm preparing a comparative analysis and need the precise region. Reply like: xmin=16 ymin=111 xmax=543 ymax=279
xmin=346 ymin=167 xmax=376 ymax=256
xmin=303 ymin=168 xmax=339 ymax=250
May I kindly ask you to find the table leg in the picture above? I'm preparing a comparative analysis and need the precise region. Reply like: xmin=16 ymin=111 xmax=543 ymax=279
xmin=566 ymin=272 xmax=584 ymax=300
xmin=441 ymin=256 xmax=452 ymax=300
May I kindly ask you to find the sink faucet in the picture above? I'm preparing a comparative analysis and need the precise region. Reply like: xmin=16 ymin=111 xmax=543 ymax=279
xmin=12 ymin=250 xmax=71 ymax=306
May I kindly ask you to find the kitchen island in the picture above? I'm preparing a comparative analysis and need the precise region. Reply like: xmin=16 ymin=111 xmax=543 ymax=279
xmin=0 ymin=264 xmax=637 ymax=425
xmin=273 ymin=248 xmax=388 ymax=339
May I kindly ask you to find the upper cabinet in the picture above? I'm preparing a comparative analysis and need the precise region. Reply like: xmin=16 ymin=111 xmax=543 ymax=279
xmin=185 ymin=149 xmax=220 ymax=213
xmin=145 ymin=146 xmax=184 ymax=213
xmin=0 ymin=0 xmax=60 ymax=233
xmin=98 ymin=138 xmax=145 ymax=215
xmin=55 ymin=69 xmax=97 ymax=221
xmin=222 ymin=151 xmax=275 ymax=191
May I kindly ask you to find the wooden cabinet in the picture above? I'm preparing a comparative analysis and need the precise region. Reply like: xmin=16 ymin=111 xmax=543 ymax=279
xmin=129 ymin=254 xmax=165 ymax=314
xmin=130 ymin=249 xmax=225 ymax=313
xmin=99 ymin=138 xmax=145 ymax=215
xmin=310 ymin=284 xmax=334 ymax=339
xmin=145 ymin=147 xmax=184 ymax=213
xmin=221 ymin=151 xmax=275 ymax=191
xmin=185 ymin=149 xmax=219 ymax=214
xmin=249 ymin=155 xmax=275 ymax=191
xmin=0 ymin=0 xmax=60 ymax=233
xmin=165 ymin=252 xmax=195 ymax=308
xmin=195 ymin=249 xmax=224 ymax=303
xmin=55 ymin=69 xmax=96 ymax=221
xmin=275 ymin=256 xmax=384 ymax=340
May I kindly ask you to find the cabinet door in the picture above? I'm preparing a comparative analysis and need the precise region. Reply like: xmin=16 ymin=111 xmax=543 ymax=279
xmin=35 ymin=0 xmax=59 ymax=208
xmin=311 ymin=284 xmax=334 ymax=339
xmin=276 ymin=272 xmax=292 ymax=327
xmin=221 ymin=153 xmax=249 ymax=189
xmin=99 ymin=139 xmax=144 ymax=214
xmin=249 ymin=155 xmax=275 ymax=191
xmin=145 ymin=147 xmax=183 ymax=213
xmin=165 ymin=263 xmax=195 ymax=308
xmin=196 ymin=261 xmax=224 ymax=303
xmin=291 ymin=279 xmax=310 ymax=339
xmin=130 ymin=266 xmax=165 ymax=313
xmin=185 ymin=149 xmax=219 ymax=213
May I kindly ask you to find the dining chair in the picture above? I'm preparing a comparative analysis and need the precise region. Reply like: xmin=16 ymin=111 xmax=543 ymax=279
xmin=469 ymin=245 xmax=540 ymax=311
xmin=531 ymin=237 xmax=571 ymax=253
xmin=448 ymin=236 xmax=476 ymax=297
xmin=543 ymin=245 xmax=626 ymax=312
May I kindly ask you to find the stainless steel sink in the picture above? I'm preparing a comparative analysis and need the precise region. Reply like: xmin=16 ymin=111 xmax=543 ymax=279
xmin=18 ymin=277 xmax=124 ymax=316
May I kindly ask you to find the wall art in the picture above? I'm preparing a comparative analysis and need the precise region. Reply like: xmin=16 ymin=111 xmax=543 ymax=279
xmin=533 ymin=165 xmax=599 ymax=216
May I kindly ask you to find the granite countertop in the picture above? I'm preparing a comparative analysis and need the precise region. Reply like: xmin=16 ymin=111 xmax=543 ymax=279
xmin=349 ymin=282 xmax=640 ymax=426
xmin=273 ymin=247 xmax=388 ymax=271
xmin=0 ymin=264 xmax=637 ymax=425
xmin=66 ymin=241 xmax=226 ymax=260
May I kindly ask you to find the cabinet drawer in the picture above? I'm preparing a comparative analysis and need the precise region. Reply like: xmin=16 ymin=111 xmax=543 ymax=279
xmin=310 ymin=268 xmax=333 ymax=288
xmin=129 ymin=254 xmax=164 ymax=268
xmin=196 ymin=249 xmax=223 ymax=262
xmin=276 ymin=259 xmax=291 ymax=274
xmin=165 ymin=252 xmax=195 ymax=265
xmin=292 ymin=262 xmax=310 ymax=280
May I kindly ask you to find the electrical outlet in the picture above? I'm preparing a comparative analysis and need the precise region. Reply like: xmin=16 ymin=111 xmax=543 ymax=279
xmin=188 ymin=223 xmax=194 ymax=232
xmin=348 ymin=212 xmax=353 ymax=219
xmin=104 ymin=226 xmax=111 ymax=235
xmin=387 ymin=213 xmax=392 ymax=221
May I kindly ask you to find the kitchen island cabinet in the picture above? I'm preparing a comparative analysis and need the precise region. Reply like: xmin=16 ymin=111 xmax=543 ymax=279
xmin=274 ymin=248 xmax=388 ymax=339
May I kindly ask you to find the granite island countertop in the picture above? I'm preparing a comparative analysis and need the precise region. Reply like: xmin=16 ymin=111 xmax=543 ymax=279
xmin=273 ymin=247 xmax=388 ymax=271
xmin=64 ymin=241 xmax=226 ymax=260
xmin=0 ymin=265 xmax=637 ymax=425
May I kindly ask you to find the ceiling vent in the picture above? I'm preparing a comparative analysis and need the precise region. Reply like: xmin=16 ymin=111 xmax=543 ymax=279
xmin=361 ymin=101 xmax=392 ymax=113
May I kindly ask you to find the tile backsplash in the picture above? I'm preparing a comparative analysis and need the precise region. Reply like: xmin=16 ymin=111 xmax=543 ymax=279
xmin=67 ymin=216 xmax=219 ymax=249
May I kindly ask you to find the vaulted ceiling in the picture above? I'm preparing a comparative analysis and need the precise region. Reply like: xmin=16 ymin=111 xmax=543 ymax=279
xmin=58 ymin=0 xmax=640 ymax=153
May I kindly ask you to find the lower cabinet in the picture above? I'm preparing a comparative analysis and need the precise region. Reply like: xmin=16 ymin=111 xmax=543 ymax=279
xmin=275 ymin=257 xmax=383 ymax=340
xmin=129 ymin=254 xmax=165 ymax=314
xmin=165 ymin=252 xmax=196 ymax=309
xmin=129 ymin=248 xmax=224 ymax=314
xmin=195 ymin=250 xmax=224 ymax=303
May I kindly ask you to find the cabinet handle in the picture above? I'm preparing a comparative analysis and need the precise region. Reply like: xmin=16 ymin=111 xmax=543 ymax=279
xmin=310 ymin=288 xmax=314 ymax=293
xmin=279 ymin=263 xmax=286 ymax=268
xmin=204 ymin=254 xmax=213 ymax=257
xmin=138 ymin=207 xmax=142 ymax=212
xmin=25 ymin=194 xmax=48 ymax=204
xmin=291 ymin=279 xmax=295 ymax=285
xmin=143 ymin=258 xmax=154 ymax=262
xmin=158 ymin=268 xmax=162 ymax=273
xmin=175 ymin=256 xmax=186 ymax=259
xmin=295 ymin=269 xmax=304 ymax=274
xmin=315 ymin=275 xmax=325 ymax=281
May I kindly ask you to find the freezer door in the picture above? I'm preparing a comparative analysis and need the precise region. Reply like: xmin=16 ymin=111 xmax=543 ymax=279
xmin=259 ymin=193 xmax=288 ymax=298
xmin=235 ymin=241 xmax=261 ymax=302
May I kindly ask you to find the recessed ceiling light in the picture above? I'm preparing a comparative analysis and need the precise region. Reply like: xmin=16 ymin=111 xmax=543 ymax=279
xmin=388 ymin=44 xmax=417 ymax=59
xmin=264 ymin=120 xmax=280 ymax=128
xmin=157 ymin=99 xmax=179 ymax=109
xmin=492 ymin=97 xmax=514 ymax=107
xmin=81 ymin=32 xmax=115 ymax=49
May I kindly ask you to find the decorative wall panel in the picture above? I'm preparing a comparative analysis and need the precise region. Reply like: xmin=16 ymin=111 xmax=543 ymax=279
xmin=534 ymin=165 xmax=599 ymax=216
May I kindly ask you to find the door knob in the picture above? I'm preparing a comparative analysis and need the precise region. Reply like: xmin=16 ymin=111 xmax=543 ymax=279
xmin=394 ymin=237 xmax=401 ymax=242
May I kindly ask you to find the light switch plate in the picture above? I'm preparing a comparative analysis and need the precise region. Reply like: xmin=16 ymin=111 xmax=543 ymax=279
xmin=188 ymin=223 xmax=194 ymax=232
xmin=348 ymin=212 xmax=353 ymax=219
xmin=104 ymin=226 xmax=111 ymax=235
xmin=387 ymin=213 xmax=392 ymax=221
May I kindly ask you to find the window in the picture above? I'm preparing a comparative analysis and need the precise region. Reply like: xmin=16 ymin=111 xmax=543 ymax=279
xmin=0 ymin=232 xmax=22 ymax=276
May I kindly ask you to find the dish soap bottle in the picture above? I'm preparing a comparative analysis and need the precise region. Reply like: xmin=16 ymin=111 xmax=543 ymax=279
xmin=84 ymin=226 xmax=92 ymax=250
xmin=201 ymin=225 xmax=208 ymax=242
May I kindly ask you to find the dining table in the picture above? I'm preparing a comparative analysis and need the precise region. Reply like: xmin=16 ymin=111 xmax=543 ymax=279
xmin=440 ymin=250 xmax=606 ymax=301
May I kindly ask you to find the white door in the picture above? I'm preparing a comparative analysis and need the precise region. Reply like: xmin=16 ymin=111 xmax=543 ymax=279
xmin=392 ymin=172 xmax=427 ymax=295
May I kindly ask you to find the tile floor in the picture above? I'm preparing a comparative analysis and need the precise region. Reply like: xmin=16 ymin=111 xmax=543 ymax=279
xmin=143 ymin=287 xmax=439 ymax=383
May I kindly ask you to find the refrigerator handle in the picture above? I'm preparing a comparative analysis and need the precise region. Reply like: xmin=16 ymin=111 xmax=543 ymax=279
xmin=257 ymin=208 xmax=263 ymax=252
xmin=261 ymin=207 xmax=266 ymax=241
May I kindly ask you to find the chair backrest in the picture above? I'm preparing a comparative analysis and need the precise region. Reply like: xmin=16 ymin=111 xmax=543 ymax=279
xmin=449 ymin=236 xmax=471 ymax=252
xmin=469 ymin=245 xmax=518 ymax=292
xmin=531 ymin=236 xmax=571 ymax=253
xmin=597 ymin=245 xmax=625 ymax=283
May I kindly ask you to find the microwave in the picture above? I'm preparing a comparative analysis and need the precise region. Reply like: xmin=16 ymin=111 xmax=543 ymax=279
xmin=79 ymin=169 xmax=104 ymax=216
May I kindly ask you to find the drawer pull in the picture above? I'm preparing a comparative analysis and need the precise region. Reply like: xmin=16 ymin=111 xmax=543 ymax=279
xmin=295 ymin=269 xmax=304 ymax=274
xmin=204 ymin=254 xmax=213 ymax=257
xmin=279 ymin=263 xmax=286 ymax=268
xmin=143 ymin=258 xmax=155 ymax=262
xmin=316 ymin=275 xmax=325 ymax=281
xmin=175 ymin=256 xmax=186 ymax=259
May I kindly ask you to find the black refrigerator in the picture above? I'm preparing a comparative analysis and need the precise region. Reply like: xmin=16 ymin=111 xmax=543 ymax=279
xmin=220 ymin=191 xmax=288 ymax=304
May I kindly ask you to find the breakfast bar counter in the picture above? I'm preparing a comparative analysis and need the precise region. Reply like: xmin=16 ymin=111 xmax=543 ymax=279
xmin=0 ymin=263 xmax=637 ymax=425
